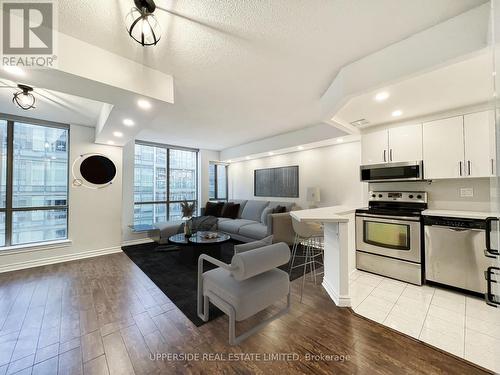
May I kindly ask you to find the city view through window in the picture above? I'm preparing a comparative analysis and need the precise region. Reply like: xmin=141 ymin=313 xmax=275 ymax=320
xmin=134 ymin=143 xmax=197 ymax=225
xmin=0 ymin=120 xmax=69 ymax=247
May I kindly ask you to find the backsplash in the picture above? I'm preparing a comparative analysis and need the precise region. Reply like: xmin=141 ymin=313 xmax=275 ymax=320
xmin=370 ymin=178 xmax=493 ymax=212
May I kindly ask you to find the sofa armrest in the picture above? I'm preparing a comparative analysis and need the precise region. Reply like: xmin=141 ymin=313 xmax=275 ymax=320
xmin=268 ymin=212 xmax=295 ymax=245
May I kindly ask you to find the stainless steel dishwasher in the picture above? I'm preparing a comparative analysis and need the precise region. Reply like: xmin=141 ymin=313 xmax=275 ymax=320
xmin=424 ymin=216 xmax=494 ymax=294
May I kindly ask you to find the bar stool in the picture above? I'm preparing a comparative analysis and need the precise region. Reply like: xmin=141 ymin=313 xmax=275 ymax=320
xmin=290 ymin=218 xmax=324 ymax=301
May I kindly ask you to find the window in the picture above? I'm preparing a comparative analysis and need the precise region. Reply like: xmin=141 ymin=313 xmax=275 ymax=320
xmin=134 ymin=142 xmax=198 ymax=224
xmin=208 ymin=162 xmax=228 ymax=201
xmin=0 ymin=119 xmax=69 ymax=248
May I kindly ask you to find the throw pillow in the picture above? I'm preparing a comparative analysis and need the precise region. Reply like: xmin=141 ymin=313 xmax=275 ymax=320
xmin=273 ymin=205 xmax=287 ymax=214
xmin=221 ymin=203 xmax=240 ymax=219
xmin=205 ymin=201 xmax=224 ymax=217
xmin=260 ymin=207 xmax=273 ymax=225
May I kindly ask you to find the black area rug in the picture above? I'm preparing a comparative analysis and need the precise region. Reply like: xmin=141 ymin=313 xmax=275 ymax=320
xmin=122 ymin=241 xmax=311 ymax=326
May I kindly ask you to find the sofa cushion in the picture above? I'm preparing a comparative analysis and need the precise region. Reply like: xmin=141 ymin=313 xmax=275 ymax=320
xmin=268 ymin=201 xmax=295 ymax=212
xmin=234 ymin=235 xmax=273 ymax=254
xmin=228 ymin=200 xmax=248 ymax=218
xmin=238 ymin=223 xmax=269 ymax=240
xmin=241 ymin=200 xmax=269 ymax=222
xmin=218 ymin=219 xmax=256 ymax=233
xmin=203 ymin=267 xmax=289 ymax=321
xmin=205 ymin=201 xmax=224 ymax=217
xmin=260 ymin=207 xmax=273 ymax=225
xmin=217 ymin=217 xmax=231 ymax=224
xmin=221 ymin=203 xmax=240 ymax=219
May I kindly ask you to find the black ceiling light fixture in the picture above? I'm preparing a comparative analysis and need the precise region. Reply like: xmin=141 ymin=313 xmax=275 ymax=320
xmin=13 ymin=84 xmax=36 ymax=110
xmin=125 ymin=0 xmax=162 ymax=46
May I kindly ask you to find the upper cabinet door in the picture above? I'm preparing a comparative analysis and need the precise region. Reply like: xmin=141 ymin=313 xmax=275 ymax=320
xmin=423 ymin=116 xmax=464 ymax=179
xmin=464 ymin=110 xmax=496 ymax=177
xmin=361 ymin=129 xmax=388 ymax=165
xmin=388 ymin=123 xmax=422 ymax=163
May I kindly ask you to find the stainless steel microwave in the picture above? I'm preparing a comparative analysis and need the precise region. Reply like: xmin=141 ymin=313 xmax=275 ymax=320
xmin=360 ymin=161 xmax=424 ymax=182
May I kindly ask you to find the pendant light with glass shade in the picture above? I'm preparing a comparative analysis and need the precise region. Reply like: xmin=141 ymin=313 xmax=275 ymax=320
xmin=13 ymin=84 xmax=36 ymax=110
xmin=125 ymin=0 xmax=162 ymax=46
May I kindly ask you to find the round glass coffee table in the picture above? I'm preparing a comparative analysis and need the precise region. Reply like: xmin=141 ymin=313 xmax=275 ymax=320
xmin=168 ymin=231 xmax=231 ymax=245
xmin=168 ymin=231 xmax=231 ymax=265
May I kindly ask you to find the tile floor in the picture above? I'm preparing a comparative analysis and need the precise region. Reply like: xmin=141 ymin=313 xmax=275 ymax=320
xmin=350 ymin=269 xmax=500 ymax=373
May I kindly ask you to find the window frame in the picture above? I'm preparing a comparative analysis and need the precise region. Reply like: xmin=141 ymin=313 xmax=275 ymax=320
xmin=134 ymin=140 xmax=199 ymax=223
xmin=0 ymin=113 xmax=70 ymax=248
xmin=209 ymin=162 xmax=229 ymax=201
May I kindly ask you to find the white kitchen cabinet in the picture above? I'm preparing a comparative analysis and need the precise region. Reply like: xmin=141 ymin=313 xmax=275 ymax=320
xmin=464 ymin=110 xmax=495 ymax=177
xmin=423 ymin=116 xmax=464 ymax=179
xmin=388 ymin=123 xmax=422 ymax=162
xmin=361 ymin=129 xmax=388 ymax=164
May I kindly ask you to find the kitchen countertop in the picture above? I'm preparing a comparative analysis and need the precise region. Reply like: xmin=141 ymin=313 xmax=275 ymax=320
xmin=422 ymin=209 xmax=500 ymax=220
xmin=290 ymin=205 xmax=357 ymax=223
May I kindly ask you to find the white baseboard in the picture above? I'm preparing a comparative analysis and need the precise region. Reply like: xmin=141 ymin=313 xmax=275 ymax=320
xmin=322 ymin=278 xmax=352 ymax=307
xmin=0 ymin=246 xmax=123 ymax=274
xmin=121 ymin=238 xmax=155 ymax=247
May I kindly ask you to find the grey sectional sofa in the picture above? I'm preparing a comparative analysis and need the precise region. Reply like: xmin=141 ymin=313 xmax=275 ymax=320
xmin=215 ymin=200 xmax=297 ymax=244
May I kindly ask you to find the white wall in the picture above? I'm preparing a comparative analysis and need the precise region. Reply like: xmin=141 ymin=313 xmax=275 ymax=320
xmin=199 ymin=149 xmax=220 ymax=205
xmin=0 ymin=124 xmax=123 ymax=272
xmin=228 ymin=141 xmax=364 ymax=209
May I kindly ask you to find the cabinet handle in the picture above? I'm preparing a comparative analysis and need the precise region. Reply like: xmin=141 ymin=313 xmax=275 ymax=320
xmin=383 ymin=150 xmax=386 ymax=162
xmin=390 ymin=149 xmax=393 ymax=162
xmin=459 ymin=161 xmax=463 ymax=176
xmin=492 ymin=159 xmax=495 ymax=175
xmin=468 ymin=160 xmax=471 ymax=176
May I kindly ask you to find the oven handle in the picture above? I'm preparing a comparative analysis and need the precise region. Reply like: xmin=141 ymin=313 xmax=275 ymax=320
xmin=426 ymin=225 xmax=484 ymax=232
xmin=355 ymin=213 xmax=421 ymax=222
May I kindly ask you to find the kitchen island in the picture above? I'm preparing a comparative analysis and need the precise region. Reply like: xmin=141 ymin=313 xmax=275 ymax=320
xmin=291 ymin=206 xmax=357 ymax=307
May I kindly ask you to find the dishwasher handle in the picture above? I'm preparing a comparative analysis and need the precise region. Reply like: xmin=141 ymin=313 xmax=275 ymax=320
xmin=485 ymin=266 xmax=500 ymax=307
xmin=485 ymin=217 xmax=500 ymax=258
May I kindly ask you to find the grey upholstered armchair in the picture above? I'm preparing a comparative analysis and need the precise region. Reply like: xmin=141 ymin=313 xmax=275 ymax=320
xmin=197 ymin=242 xmax=291 ymax=345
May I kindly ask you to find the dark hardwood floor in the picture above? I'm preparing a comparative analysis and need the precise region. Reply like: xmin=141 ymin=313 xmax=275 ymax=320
xmin=0 ymin=252 xmax=492 ymax=374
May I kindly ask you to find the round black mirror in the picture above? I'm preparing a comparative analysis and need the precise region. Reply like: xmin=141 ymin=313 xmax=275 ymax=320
xmin=79 ymin=155 xmax=116 ymax=185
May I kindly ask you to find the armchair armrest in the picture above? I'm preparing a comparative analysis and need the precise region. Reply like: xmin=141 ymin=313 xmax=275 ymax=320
xmin=197 ymin=254 xmax=235 ymax=320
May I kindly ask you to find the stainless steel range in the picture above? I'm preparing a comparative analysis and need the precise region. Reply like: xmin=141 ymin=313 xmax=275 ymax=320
xmin=355 ymin=191 xmax=428 ymax=285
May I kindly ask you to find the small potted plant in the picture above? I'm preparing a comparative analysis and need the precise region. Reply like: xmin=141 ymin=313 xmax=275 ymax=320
xmin=181 ymin=200 xmax=195 ymax=237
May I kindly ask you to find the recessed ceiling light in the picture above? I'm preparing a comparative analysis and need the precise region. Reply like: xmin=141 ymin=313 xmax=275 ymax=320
xmin=245 ymin=156 xmax=250 ymax=160
xmin=337 ymin=138 xmax=344 ymax=143
xmin=297 ymin=146 xmax=304 ymax=150
xmin=227 ymin=160 xmax=232 ymax=163
xmin=3 ymin=65 xmax=25 ymax=76
xmin=113 ymin=131 xmax=123 ymax=138
xmin=374 ymin=91 xmax=389 ymax=102
xmin=123 ymin=118 xmax=135 ymax=127
xmin=107 ymin=140 xmax=115 ymax=145
xmin=268 ymin=152 xmax=274 ymax=156
xmin=137 ymin=99 xmax=152 ymax=110
xmin=392 ymin=110 xmax=403 ymax=117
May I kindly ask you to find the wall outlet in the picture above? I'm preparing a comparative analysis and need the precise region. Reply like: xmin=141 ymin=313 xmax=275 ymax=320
xmin=460 ymin=188 xmax=474 ymax=198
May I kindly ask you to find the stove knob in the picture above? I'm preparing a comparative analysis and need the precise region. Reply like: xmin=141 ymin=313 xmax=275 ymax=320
xmin=417 ymin=194 xmax=422 ymax=199
xmin=378 ymin=194 xmax=383 ymax=198
xmin=408 ymin=194 xmax=414 ymax=199
xmin=371 ymin=194 xmax=376 ymax=198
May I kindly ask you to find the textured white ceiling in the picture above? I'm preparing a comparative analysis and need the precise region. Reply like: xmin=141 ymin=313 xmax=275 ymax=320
xmin=56 ymin=0 xmax=487 ymax=149
xmin=335 ymin=51 xmax=493 ymax=127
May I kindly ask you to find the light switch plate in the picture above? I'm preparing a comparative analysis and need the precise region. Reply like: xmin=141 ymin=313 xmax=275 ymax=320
xmin=460 ymin=188 xmax=474 ymax=198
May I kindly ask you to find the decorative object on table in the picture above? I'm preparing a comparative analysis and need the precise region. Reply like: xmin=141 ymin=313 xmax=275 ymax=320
xmin=71 ymin=153 xmax=117 ymax=189
xmin=202 ymin=232 xmax=219 ymax=240
xmin=177 ymin=216 xmax=218 ymax=236
xmin=306 ymin=187 xmax=321 ymax=208
xmin=254 ymin=166 xmax=299 ymax=198
xmin=181 ymin=200 xmax=196 ymax=237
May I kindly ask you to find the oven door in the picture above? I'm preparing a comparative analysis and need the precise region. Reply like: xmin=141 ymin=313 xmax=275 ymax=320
xmin=356 ymin=213 xmax=421 ymax=263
